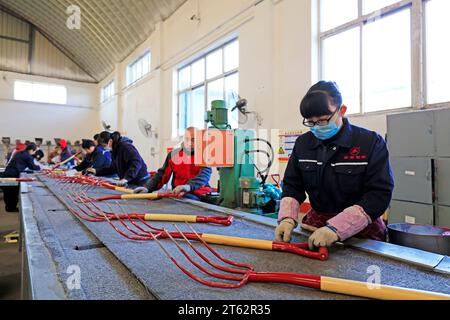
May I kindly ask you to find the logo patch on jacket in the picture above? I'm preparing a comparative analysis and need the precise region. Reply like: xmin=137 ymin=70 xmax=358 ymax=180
xmin=344 ymin=147 xmax=367 ymax=160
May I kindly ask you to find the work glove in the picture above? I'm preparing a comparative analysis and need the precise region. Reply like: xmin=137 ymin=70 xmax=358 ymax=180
xmin=275 ymin=218 xmax=296 ymax=243
xmin=116 ymin=179 xmax=128 ymax=187
xmin=85 ymin=168 xmax=96 ymax=175
xmin=133 ymin=187 xmax=149 ymax=194
xmin=308 ymin=226 xmax=339 ymax=250
xmin=173 ymin=184 xmax=191 ymax=194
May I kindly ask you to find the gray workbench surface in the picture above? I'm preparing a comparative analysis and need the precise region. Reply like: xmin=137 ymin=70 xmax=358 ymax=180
xmin=23 ymin=175 xmax=450 ymax=300
xmin=21 ymin=178 xmax=155 ymax=300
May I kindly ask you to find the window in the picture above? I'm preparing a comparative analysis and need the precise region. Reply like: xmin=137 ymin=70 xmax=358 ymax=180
xmin=320 ymin=1 xmax=414 ymax=114
xmin=14 ymin=80 xmax=67 ymax=105
xmin=101 ymin=80 xmax=115 ymax=103
xmin=126 ymin=51 xmax=151 ymax=86
xmin=176 ymin=39 xmax=239 ymax=135
xmin=426 ymin=0 xmax=450 ymax=104
xmin=321 ymin=0 xmax=450 ymax=113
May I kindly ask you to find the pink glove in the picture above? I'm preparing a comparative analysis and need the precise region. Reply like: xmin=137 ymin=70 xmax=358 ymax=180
xmin=277 ymin=197 xmax=300 ymax=226
xmin=327 ymin=205 xmax=372 ymax=241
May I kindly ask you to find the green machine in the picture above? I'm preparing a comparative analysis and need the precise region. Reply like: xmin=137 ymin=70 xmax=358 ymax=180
xmin=205 ymin=100 xmax=280 ymax=213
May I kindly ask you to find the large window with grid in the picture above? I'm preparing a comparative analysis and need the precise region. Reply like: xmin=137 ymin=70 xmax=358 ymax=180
xmin=176 ymin=39 xmax=239 ymax=135
xmin=101 ymin=80 xmax=115 ymax=103
xmin=320 ymin=0 xmax=449 ymax=115
xmin=14 ymin=80 xmax=67 ymax=105
xmin=126 ymin=51 xmax=151 ymax=87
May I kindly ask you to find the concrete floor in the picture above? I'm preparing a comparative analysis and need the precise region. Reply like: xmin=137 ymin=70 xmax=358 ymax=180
xmin=0 ymin=192 xmax=21 ymax=300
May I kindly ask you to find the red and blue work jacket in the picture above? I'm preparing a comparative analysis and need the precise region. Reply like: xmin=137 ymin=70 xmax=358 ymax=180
xmin=146 ymin=148 xmax=212 ymax=197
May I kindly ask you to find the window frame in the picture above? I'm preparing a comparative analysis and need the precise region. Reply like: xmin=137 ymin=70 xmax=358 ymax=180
xmin=318 ymin=0 xmax=441 ymax=116
xmin=176 ymin=38 xmax=239 ymax=135
xmin=101 ymin=80 xmax=115 ymax=103
xmin=126 ymin=50 xmax=151 ymax=87
xmin=13 ymin=80 xmax=67 ymax=105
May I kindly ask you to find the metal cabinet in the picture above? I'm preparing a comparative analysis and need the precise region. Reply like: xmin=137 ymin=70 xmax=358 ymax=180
xmin=391 ymin=158 xmax=433 ymax=204
xmin=387 ymin=111 xmax=435 ymax=157
xmin=436 ymin=159 xmax=450 ymax=207
xmin=435 ymin=108 xmax=450 ymax=157
xmin=389 ymin=200 xmax=434 ymax=225
xmin=437 ymin=206 xmax=450 ymax=228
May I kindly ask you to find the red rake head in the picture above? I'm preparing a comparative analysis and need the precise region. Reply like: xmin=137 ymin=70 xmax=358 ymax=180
xmin=151 ymin=223 xmax=254 ymax=289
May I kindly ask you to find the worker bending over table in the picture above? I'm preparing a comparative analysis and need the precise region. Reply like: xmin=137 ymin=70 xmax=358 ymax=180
xmin=0 ymin=143 xmax=41 ymax=212
xmin=134 ymin=127 xmax=212 ymax=201
xmin=74 ymin=137 xmax=111 ymax=174
xmin=275 ymin=81 xmax=394 ymax=249
xmin=87 ymin=131 xmax=149 ymax=187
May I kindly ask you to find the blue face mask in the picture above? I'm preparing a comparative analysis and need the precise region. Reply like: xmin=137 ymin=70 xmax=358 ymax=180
xmin=310 ymin=122 xmax=340 ymax=140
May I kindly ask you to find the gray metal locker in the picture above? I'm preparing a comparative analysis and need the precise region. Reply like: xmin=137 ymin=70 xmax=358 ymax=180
xmin=391 ymin=158 xmax=433 ymax=204
xmin=389 ymin=200 xmax=434 ymax=225
xmin=436 ymin=159 xmax=450 ymax=206
xmin=435 ymin=108 xmax=450 ymax=157
xmin=437 ymin=206 xmax=450 ymax=228
xmin=387 ymin=111 xmax=435 ymax=157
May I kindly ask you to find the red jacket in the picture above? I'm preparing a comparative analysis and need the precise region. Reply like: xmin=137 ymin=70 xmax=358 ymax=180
xmin=147 ymin=148 xmax=212 ymax=197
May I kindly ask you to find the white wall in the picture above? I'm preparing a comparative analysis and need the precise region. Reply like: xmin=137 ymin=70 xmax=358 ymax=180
xmin=97 ymin=0 xmax=393 ymax=177
xmin=0 ymin=70 xmax=99 ymax=144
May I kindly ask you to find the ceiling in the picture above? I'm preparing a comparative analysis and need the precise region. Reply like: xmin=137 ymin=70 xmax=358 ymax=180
xmin=0 ymin=0 xmax=187 ymax=82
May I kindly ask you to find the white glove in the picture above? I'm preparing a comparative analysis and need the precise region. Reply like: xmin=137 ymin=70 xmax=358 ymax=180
xmin=173 ymin=184 xmax=191 ymax=194
xmin=274 ymin=218 xmax=296 ymax=243
xmin=308 ymin=226 xmax=339 ymax=250
xmin=116 ymin=179 xmax=128 ymax=187
xmin=133 ymin=187 xmax=149 ymax=194
xmin=86 ymin=168 xmax=96 ymax=175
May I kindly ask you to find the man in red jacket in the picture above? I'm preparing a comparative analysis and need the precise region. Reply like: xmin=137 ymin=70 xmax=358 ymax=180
xmin=134 ymin=127 xmax=212 ymax=200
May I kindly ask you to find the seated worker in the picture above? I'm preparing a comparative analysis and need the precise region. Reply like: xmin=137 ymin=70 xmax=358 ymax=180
xmin=74 ymin=138 xmax=112 ymax=174
xmin=48 ymin=139 xmax=76 ymax=167
xmin=87 ymin=131 xmax=149 ymax=187
xmin=275 ymin=81 xmax=394 ymax=249
xmin=134 ymin=127 xmax=212 ymax=201
xmin=0 ymin=143 xmax=41 ymax=212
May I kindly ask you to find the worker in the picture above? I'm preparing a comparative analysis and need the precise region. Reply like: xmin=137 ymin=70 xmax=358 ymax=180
xmin=93 ymin=133 xmax=100 ymax=146
xmin=74 ymin=138 xmax=112 ymax=174
xmin=86 ymin=131 xmax=149 ymax=187
xmin=0 ymin=143 xmax=41 ymax=212
xmin=275 ymin=81 xmax=394 ymax=249
xmin=6 ymin=142 xmax=26 ymax=165
xmin=48 ymin=139 xmax=76 ymax=167
xmin=134 ymin=127 xmax=212 ymax=201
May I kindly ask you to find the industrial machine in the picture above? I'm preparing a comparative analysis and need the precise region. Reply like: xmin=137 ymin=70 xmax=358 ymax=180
xmin=199 ymin=100 xmax=280 ymax=215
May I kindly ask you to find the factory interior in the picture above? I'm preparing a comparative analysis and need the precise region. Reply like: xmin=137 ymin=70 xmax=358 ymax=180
xmin=0 ymin=0 xmax=450 ymax=305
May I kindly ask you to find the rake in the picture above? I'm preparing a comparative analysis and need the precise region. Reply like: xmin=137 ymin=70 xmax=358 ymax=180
xmin=151 ymin=223 xmax=450 ymax=300
xmin=53 ymin=151 xmax=82 ymax=169
xmin=73 ymin=190 xmax=182 ymax=202
xmin=66 ymin=193 xmax=233 ymax=226
xmin=0 ymin=178 xmax=36 ymax=182
xmin=65 ymin=192 xmax=328 ymax=261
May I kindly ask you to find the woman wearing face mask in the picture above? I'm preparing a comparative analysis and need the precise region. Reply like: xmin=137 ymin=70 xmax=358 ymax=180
xmin=275 ymin=81 xmax=394 ymax=249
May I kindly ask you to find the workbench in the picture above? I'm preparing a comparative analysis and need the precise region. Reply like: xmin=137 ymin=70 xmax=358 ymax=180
xmin=19 ymin=174 xmax=450 ymax=300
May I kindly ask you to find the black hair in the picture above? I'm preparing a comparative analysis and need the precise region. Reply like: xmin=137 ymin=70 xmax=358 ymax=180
xmin=110 ymin=131 xmax=121 ymax=150
xmin=300 ymin=81 xmax=343 ymax=119
xmin=26 ymin=143 xmax=37 ymax=152
xmin=33 ymin=149 xmax=44 ymax=160
xmin=82 ymin=139 xmax=95 ymax=149
xmin=98 ymin=131 xmax=112 ymax=145
xmin=93 ymin=134 xmax=100 ymax=142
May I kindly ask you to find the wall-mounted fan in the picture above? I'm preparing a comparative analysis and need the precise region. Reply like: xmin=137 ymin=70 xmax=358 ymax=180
xmin=102 ymin=121 xmax=113 ymax=132
xmin=138 ymin=119 xmax=157 ymax=138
